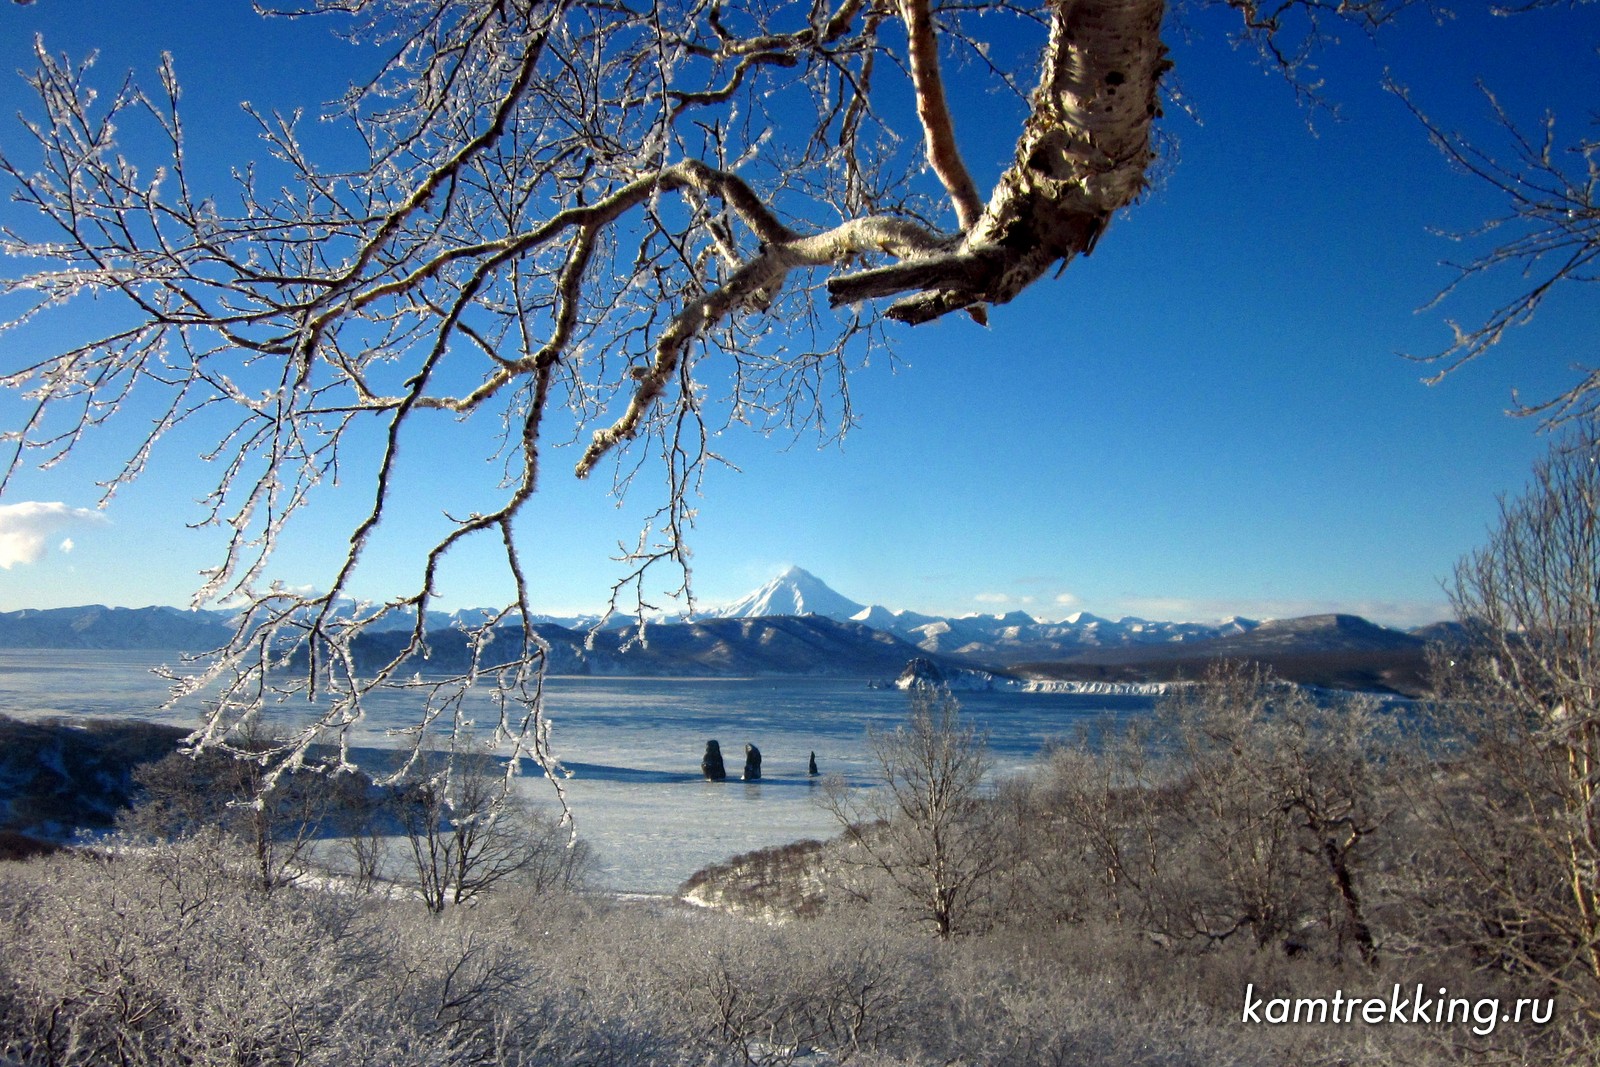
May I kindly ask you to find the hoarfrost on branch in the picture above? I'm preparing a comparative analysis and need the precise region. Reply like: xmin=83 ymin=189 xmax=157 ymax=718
xmin=0 ymin=0 xmax=1455 ymax=786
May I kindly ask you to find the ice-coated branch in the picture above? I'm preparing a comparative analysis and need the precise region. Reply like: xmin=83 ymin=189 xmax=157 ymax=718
xmin=1390 ymin=80 xmax=1600 ymax=424
xmin=1 ymin=0 xmax=1180 ymax=789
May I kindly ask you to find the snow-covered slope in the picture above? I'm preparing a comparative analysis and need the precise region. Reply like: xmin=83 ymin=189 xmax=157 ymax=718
xmin=708 ymin=565 xmax=867 ymax=622
xmin=849 ymin=604 xmax=941 ymax=631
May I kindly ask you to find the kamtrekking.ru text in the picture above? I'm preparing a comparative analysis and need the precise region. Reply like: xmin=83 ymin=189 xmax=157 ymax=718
xmin=1240 ymin=983 xmax=1553 ymax=1036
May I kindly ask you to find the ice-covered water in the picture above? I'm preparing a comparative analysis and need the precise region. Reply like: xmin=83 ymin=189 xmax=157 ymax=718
xmin=0 ymin=650 xmax=1155 ymax=892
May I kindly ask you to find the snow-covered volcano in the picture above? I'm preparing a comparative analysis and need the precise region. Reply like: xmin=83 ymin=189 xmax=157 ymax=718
xmin=708 ymin=565 xmax=866 ymax=622
xmin=707 ymin=567 xmax=1274 ymax=664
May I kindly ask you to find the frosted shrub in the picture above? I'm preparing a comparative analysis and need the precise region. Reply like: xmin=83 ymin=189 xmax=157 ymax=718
xmin=368 ymin=912 xmax=656 ymax=1064
xmin=0 ymin=838 xmax=449 ymax=1066
xmin=0 ymin=840 xmax=710 ymax=1067
xmin=554 ymin=904 xmax=933 ymax=1066
xmin=999 ymin=664 xmax=1392 ymax=965
xmin=120 ymin=740 xmax=369 ymax=895
xmin=935 ymin=943 xmax=1365 ymax=1067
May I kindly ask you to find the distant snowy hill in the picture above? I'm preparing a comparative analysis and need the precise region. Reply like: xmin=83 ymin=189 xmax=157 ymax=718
xmin=872 ymin=611 xmax=1263 ymax=664
xmin=355 ymin=604 xmax=602 ymax=633
xmin=0 ymin=601 xmax=603 ymax=651
xmin=337 ymin=614 xmax=938 ymax=679
xmin=0 ymin=605 xmax=234 ymax=650
xmin=1024 ymin=613 xmax=1433 ymax=696
xmin=849 ymin=604 xmax=941 ymax=631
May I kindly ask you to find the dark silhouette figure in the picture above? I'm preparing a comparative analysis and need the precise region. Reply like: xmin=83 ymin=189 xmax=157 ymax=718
xmin=742 ymin=743 xmax=762 ymax=781
xmin=701 ymin=740 xmax=727 ymax=781
xmin=808 ymin=751 xmax=819 ymax=777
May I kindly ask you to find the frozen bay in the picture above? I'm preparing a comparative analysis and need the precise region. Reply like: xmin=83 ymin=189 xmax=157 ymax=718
xmin=0 ymin=650 xmax=1155 ymax=892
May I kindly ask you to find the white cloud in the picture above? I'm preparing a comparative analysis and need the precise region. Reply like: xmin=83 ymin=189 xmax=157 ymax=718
xmin=1054 ymin=592 xmax=1081 ymax=607
xmin=0 ymin=502 xmax=107 ymax=570
xmin=59 ymin=538 xmax=75 ymax=554
xmin=971 ymin=592 xmax=1041 ymax=609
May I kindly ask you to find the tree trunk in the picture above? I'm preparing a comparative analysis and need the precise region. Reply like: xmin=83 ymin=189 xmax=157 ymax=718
xmin=1322 ymin=835 xmax=1379 ymax=968
xmin=829 ymin=0 xmax=1169 ymax=322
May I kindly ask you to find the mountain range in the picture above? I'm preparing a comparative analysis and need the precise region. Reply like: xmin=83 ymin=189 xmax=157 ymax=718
xmin=714 ymin=566 xmax=1266 ymax=664
xmin=701 ymin=568 xmax=1434 ymax=693
xmin=0 ymin=567 xmax=1444 ymax=694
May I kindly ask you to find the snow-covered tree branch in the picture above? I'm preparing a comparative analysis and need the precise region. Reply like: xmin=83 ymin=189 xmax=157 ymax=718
xmin=0 ymin=0 xmax=1562 ymax=788
xmin=0 ymin=0 xmax=1184 ymax=781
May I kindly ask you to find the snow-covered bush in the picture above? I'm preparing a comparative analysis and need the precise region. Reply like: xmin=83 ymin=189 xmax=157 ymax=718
xmin=0 ymin=837 xmax=448 ymax=1066
xmin=0 ymin=837 xmax=664 ymax=1066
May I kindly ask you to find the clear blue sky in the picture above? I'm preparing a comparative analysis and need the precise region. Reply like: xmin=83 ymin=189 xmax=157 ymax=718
xmin=1 ymin=1 xmax=1595 ymax=628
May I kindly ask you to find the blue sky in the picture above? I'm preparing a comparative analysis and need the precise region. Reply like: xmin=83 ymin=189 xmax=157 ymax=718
xmin=0 ymin=1 xmax=1596 ymax=627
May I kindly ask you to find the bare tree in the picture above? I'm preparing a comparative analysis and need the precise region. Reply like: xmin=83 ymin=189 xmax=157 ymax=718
xmin=1415 ymin=420 xmax=1600 ymax=1017
xmin=396 ymin=745 xmax=590 ymax=912
xmin=0 ymin=0 xmax=1415 ymax=777
xmin=820 ymin=687 xmax=999 ymax=938
xmin=1265 ymin=689 xmax=1390 ymax=968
